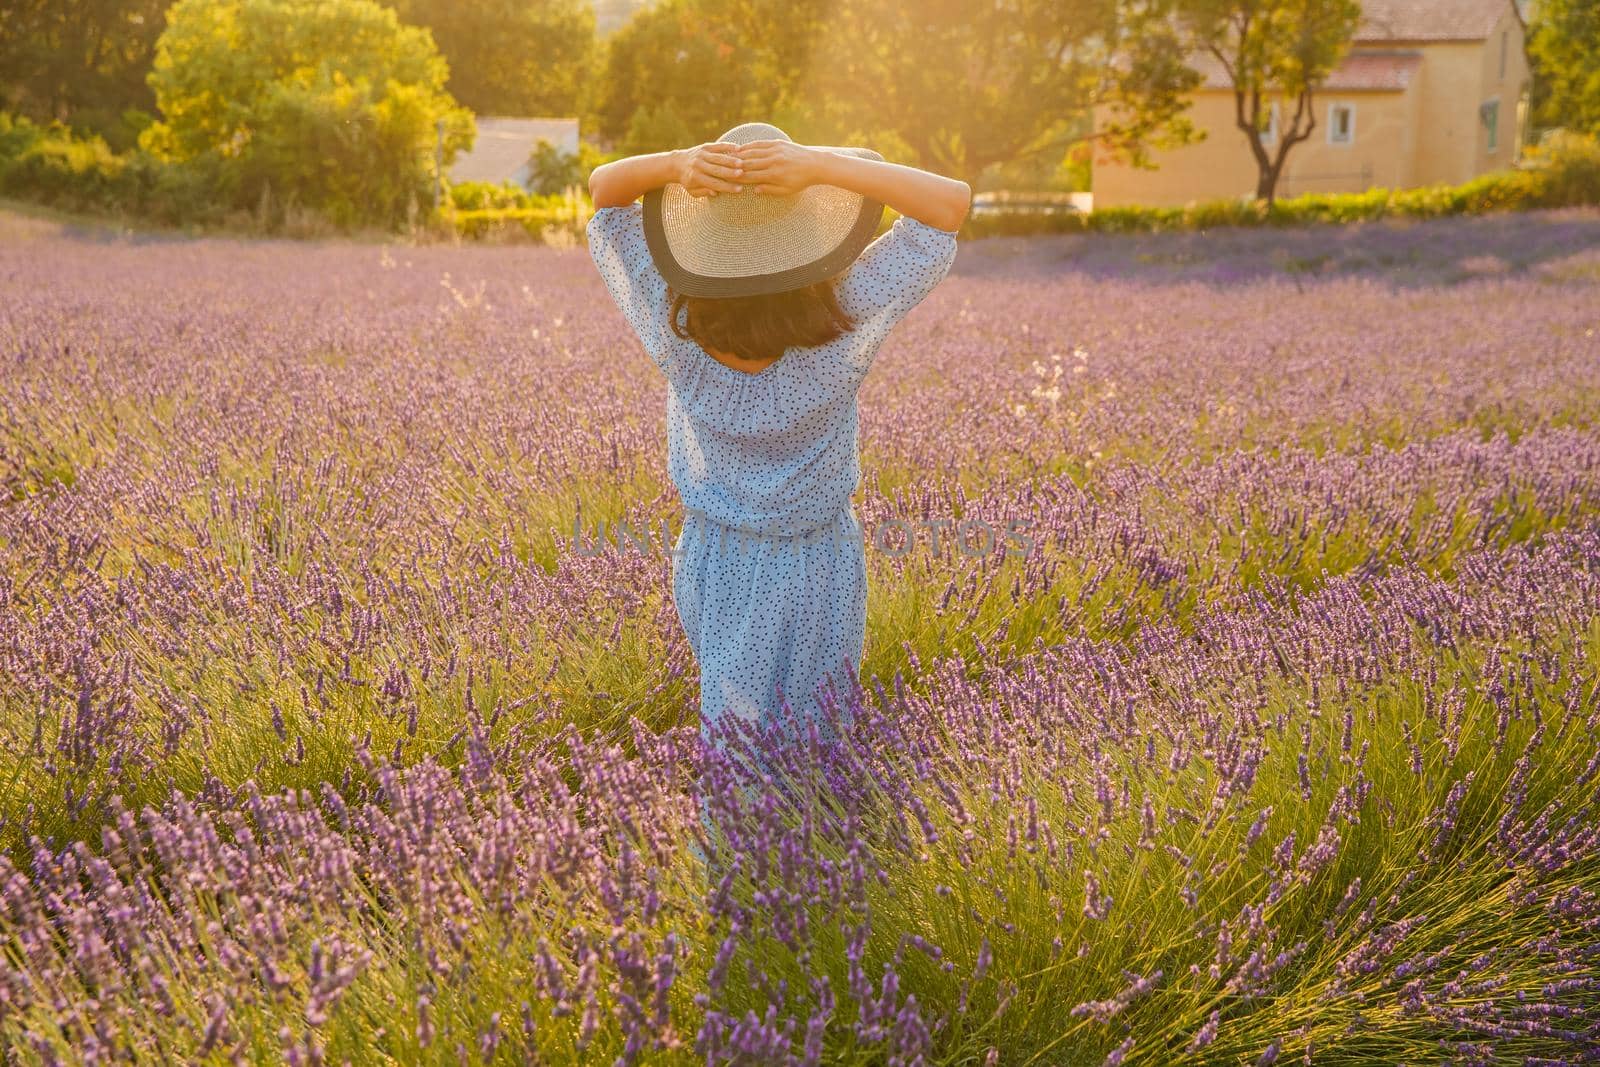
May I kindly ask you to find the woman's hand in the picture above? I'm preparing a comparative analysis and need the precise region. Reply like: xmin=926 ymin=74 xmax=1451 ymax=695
xmin=798 ymin=151 xmax=972 ymax=232
xmin=734 ymin=140 xmax=824 ymax=196
xmin=675 ymin=141 xmax=745 ymax=198
xmin=589 ymin=138 xmax=970 ymax=230
xmin=588 ymin=142 xmax=744 ymax=207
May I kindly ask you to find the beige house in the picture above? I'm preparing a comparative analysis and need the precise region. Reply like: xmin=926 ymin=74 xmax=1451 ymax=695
xmin=1093 ymin=0 xmax=1531 ymax=207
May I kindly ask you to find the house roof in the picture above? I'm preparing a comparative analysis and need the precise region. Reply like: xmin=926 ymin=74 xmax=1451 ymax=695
xmin=1354 ymin=0 xmax=1518 ymax=43
xmin=1324 ymin=50 xmax=1425 ymax=90
xmin=450 ymin=117 xmax=580 ymax=186
xmin=1184 ymin=0 xmax=1518 ymax=96
xmin=1191 ymin=49 xmax=1424 ymax=92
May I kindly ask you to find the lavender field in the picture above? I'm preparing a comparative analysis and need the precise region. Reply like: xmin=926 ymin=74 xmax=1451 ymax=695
xmin=3 ymin=205 xmax=1600 ymax=1065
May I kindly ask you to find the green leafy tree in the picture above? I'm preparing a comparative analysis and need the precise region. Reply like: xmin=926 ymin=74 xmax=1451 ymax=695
xmin=0 ymin=0 xmax=167 ymax=141
xmin=1528 ymin=0 xmax=1600 ymax=135
xmin=524 ymin=137 xmax=608 ymax=194
xmin=596 ymin=0 xmax=1195 ymax=187
xmin=792 ymin=0 xmax=1199 ymax=187
xmin=593 ymin=0 xmax=769 ymax=149
xmin=388 ymin=0 xmax=596 ymax=117
xmin=1177 ymin=0 xmax=1362 ymax=204
xmin=691 ymin=0 xmax=832 ymax=112
xmin=141 ymin=0 xmax=472 ymax=227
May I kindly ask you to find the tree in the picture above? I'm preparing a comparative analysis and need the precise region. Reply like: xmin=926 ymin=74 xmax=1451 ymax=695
xmin=1528 ymin=0 xmax=1600 ymax=136
xmin=388 ymin=0 xmax=596 ymax=117
xmin=595 ymin=0 xmax=1197 ymax=187
xmin=0 ymin=0 xmax=168 ymax=141
xmin=141 ymin=0 xmax=472 ymax=227
xmin=593 ymin=0 xmax=774 ymax=149
xmin=1177 ymin=0 xmax=1361 ymax=203
xmin=790 ymin=0 xmax=1199 ymax=188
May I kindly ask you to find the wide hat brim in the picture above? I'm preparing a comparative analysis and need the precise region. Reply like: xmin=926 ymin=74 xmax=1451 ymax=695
xmin=643 ymin=122 xmax=885 ymax=298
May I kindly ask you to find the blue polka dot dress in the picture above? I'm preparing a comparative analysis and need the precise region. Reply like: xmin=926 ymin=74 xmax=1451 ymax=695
xmin=587 ymin=202 xmax=958 ymax=746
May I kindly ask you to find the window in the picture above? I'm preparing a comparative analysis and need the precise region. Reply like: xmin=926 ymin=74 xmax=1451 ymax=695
xmin=1327 ymin=103 xmax=1355 ymax=145
xmin=1500 ymin=31 xmax=1508 ymax=81
xmin=1260 ymin=101 xmax=1281 ymax=146
xmin=1482 ymin=98 xmax=1501 ymax=152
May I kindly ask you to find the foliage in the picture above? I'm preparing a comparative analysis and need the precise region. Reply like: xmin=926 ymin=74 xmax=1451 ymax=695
xmin=962 ymin=136 xmax=1600 ymax=237
xmin=591 ymin=0 xmax=839 ymax=152
xmin=449 ymin=202 xmax=592 ymax=242
xmin=10 ymin=108 xmax=1596 ymax=245
xmin=447 ymin=179 xmax=538 ymax=211
xmin=678 ymin=0 xmax=836 ymax=132
xmin=443 ymin=176 xmax=593 ymax=241
xmin=1175 ymin=0 xmax=1363 ymax=204
xmin=594 ymin=0 xmax=1198 ymax=186
xmin=592 ymin=0 xmax=775 ymax=149
xmin=0 ymin=112 xmax=227 ymax=225
xmin=798 ymin=0 xmax=1201 ymax=186
xmin=0 ymin=0 xmax=168 ymax=145
xmin=1528 ymin=0 xmax=1600 ymax=136
xmin=388 ymin=0 xmax=596 ymax=117
xmin=439 ymin=136 xmax=1600 ymax=243
xmin=0 ymin=112 xmax=129 ymax=206
xmin=1524 ymin=129 xmax=1600 ymax=204
xmin=982 ymin=121 xmax=1095 ymax=193
xmin=141 ymin=0 xmax=473 ymax=228
xmin=448 ymin=140 xmax=611 ymax=210
xmin=524 ymin=137 xmax=610 ymax=196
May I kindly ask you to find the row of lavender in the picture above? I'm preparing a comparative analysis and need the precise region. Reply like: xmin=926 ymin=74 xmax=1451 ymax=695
xmin=6 ymin=418 xmax=1597 ymax=849
xmin=2 ymin=209 xmax=1599 ymax=1062
xmin=3 ymin=531 xmax=1596 ymax=1062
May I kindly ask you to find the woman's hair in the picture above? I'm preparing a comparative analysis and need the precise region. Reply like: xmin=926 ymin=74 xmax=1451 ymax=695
xmin=668 ymin=280 xmax=854 ymax=364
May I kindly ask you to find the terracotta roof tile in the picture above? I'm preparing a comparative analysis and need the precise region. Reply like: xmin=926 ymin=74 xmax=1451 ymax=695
xmin=1354 ymin=0 xmax=1517 ymax=42
xmin=1191 ymin=49 xmax=1423 ymax=92
xmin=1322 ymin=50 xmax=1425 ymax=91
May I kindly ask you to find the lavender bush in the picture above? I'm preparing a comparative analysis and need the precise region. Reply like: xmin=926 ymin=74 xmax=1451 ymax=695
xmin=1 ymin=206 xmax=1599 ymax=1063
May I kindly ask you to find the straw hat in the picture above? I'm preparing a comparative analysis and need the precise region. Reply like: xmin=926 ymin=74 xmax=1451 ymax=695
xmin=642 ymin=122 xmax=885 ymax=298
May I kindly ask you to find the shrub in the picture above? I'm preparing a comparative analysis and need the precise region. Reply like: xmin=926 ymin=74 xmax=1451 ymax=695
xmin=525 ymin=140 xmax=579 ymax=197
xmin=448 ymin=180 xmax=534 ymax=212
xmin=958 ymin=146 xmax=1600 ymax=240
xmin=1184 ymin=197 xmax=1265 ymax=229
xmin=525 ymin=138 xmax=610 ymax=196
xmin=0 ymin=114 xmax=128 ymax=208
xmin=141 ymin=0 xmax=473 ymax=229
xmin=1275 ymin=186 xmax=1391 ymax=225
xmin=0 ymin=113 xmax=226 ymax=225
xmin=1525 ymin=130 xmax=1600 ymax=207
xmin=1388 ymin=183 xmax=1466 ymax=218
xmin=449 ymin=188 xmax=592 ymax=243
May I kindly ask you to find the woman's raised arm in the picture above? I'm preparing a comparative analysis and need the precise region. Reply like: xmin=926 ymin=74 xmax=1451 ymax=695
xmin=588 ymin=143 xmax=747 ymax=208
xmin=735 ymin=141 xmax=972 ymax=233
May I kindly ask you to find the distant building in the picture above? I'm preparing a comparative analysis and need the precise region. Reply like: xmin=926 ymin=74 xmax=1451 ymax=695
xmin=449 ymin=117 xmax=580 ymax=190
xmin=1093 ymin=0 xmax=1530 ymax=207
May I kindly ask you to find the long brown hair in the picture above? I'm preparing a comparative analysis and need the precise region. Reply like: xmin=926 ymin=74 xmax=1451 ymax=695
xmin=669 ymin=280 xmax=855 ymax=364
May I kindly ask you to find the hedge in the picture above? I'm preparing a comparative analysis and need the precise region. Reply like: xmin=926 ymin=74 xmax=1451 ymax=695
xmin=959 ymin=132 xmax=1600 ymax=239
xmin=443 ymin=180 xmax=592 ymax=240
xmin=5 ymin=112 xmax=1597 ymax=243
xmin=0 ymin=113 xmax=227 ymax=227
xmin=448 ymin=132 xmax=1596 ymax=243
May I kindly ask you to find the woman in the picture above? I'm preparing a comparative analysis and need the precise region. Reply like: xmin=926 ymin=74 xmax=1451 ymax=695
xmin=586 ymin=121 xmax=970 ymax=763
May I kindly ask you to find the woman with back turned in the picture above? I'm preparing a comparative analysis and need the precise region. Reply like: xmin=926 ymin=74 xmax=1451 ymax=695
xmin=586 ymin=121 xmax=971 ymax=772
